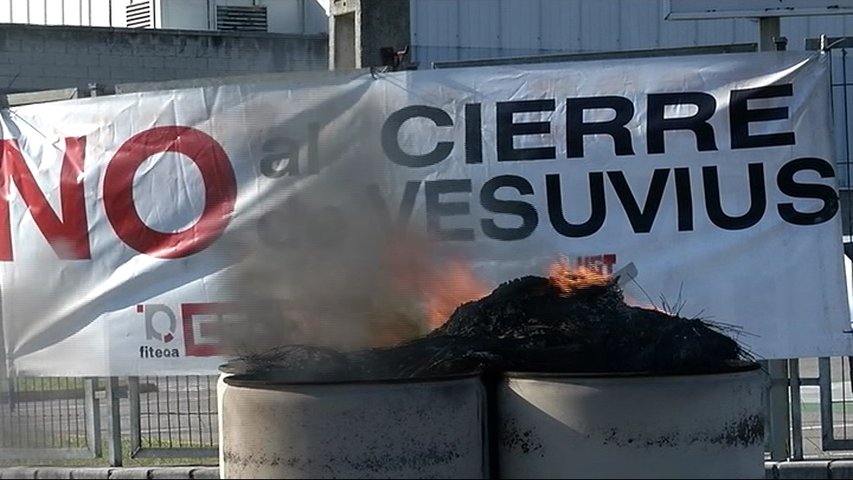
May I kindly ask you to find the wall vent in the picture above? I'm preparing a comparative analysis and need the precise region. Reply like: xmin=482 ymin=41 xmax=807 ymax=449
xmin=216 ymin=5 xmax=268 ymax=32
xmin=126 ymin=1 xmax=153 ymax=29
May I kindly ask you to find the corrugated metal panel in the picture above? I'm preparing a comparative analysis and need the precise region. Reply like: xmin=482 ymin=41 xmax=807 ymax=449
xmin=413 ymin=0 xmax=458 ymax=48
xmin=696 ymin=18 xmax=734 ymax=46
xmin=540 ymin=0 xmax=581 ymax=51
xmin=412 ymin=46 xmax=466 ymax=65
xmin=501 ymin=0 xmax=541 ymax=51
xmin=658 ymin=14 xmax=699 ymax=48
xmin=578 ymin=0 xmax=622 ymax=52
xmin=459 ymin=0 xmax=497 ymax=50
xmin=733 ymin=18 xmax=758 ymax=44
xmin=788 ymin=15 xmax=853 ymax=46
xmin=412 ymin=0 xmax=853 ymax=68
xmin=619 ymin=0 xmax=662 ymax=50
xmin=414 ymin=0 xmax=721 ymax=64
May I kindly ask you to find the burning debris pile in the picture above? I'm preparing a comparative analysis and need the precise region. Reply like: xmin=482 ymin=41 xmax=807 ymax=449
xmin=227 ymin=265 xmax=750 ymax=382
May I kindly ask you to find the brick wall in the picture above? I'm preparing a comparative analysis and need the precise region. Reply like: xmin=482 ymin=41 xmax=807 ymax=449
xmin=0 ymin=24 xmax=328 ymax=94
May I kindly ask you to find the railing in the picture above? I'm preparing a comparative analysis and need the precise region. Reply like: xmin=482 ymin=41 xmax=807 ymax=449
xmin=0 ymin=376 xmax=217 ymax=466
xmin=0 ymin=377 xmax=100 ymax=462
xmin=128 ymin=376 xmax=218 ymax=460
xmin=1 ymin=363 xmax=853 ymax=465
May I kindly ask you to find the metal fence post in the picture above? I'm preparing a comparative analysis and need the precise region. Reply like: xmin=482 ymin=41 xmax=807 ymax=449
xmin=128 ymin=376 xmax=141 ymax=457
xmin=84 ymin=377 xmax=102 ymax=458
xmin=819 ymin=357 xmax=835 ymax=450
xmin=765 ymin=359 xmax=791 ymax=460
xmin=105 ymin=377 xmax=123 ymax=466
xmin=789 ymin=358 xmax=804 ymax=460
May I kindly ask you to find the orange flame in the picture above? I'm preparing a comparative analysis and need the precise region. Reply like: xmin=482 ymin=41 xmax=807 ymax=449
xmin=548 ymin=257 xmax=611 ymax=296
xmin=422 ymin=259 xmax=490 ymax=330
xmin=385 ymin=232 xmax=489 ymax=332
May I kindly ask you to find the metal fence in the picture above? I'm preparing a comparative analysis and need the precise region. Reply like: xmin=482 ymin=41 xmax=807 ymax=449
xmin=802 ymin=36 xmax=853 ymax=455
xmin=0 ymin=376 xmax=217 ymax=466
xmin=128 ymin=376 xmax=218 ymax=460
xmin=0 ymin=377 xmax=99 ymax=461
xmin=0 ymin=366 xmax=852 ymax=465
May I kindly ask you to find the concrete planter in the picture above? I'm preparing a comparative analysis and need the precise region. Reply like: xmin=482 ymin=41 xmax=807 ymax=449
xmin=218 ymin=372 xmax=488 ymax=479
xmin=497 ymin=363 xmax=766 ymax=479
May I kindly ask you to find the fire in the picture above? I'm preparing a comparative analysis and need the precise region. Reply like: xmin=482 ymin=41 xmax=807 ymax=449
xmin=385 ymin=232 xmax=489 ymax=332
xmin=422 ymin=259 xmax=490 ymax=330
xmin=548 ymin=257 xmax=611 ymax=295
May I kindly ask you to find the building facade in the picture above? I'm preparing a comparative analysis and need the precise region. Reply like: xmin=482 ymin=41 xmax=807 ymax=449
xmin=408 ymin=0 xmax=853 ymax=67
xmin=0 ymin=0 xmax=329 ymax=34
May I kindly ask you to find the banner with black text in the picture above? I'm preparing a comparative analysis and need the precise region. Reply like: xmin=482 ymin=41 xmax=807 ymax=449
xmin=0 ymin=51 xmax=849 ymax=376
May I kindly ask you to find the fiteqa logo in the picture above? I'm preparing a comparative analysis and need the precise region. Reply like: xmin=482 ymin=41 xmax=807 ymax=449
xmin=138 ymin=304 xmax=181 ymax=359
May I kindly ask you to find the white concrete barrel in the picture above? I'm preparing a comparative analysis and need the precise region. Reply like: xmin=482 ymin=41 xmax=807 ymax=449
xmin=498 ymin=363 xmax=766 ymax=479
xmin=219 ymin=373 xmax=488 ymax=479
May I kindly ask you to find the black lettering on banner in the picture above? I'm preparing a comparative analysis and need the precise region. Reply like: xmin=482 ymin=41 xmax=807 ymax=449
xmin=480 ymin=175 xmax=539 ymax=241
xmin=730 ymin=84 xmax=796 ymax=149
xmin=777 ymin=157 xmax=839 ymax=226
xmin=607 ymin=169 xmax=670 ymax=234
xmin=497 ymin=99 xmax=557 ymax=161
xmin=259 ymin=137 xmax=300 ymax=178
xmin=566 ymin=96 xmax=635 ymax=158
xmin=703 ymin=163 xmax=766 ymax=230
xmin=647 ymin=92 xmax=718 ymax=154
xmin=546 ymin=172 xmax=606 ymax=238
xmin=465 ymin=103 xmax=483 ymax=164
xmin=425 ymin=179 xmax=474 ymax=241
xmin=673 ymin=167 xmax=694 ymax=232
xmin=382 ymin=105 xmax=454 ymax=167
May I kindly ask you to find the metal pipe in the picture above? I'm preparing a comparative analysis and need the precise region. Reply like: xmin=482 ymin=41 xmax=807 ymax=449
xmin=105 ymin=377 xmax=123 ymax=466
xmin=819 ymin=357 xmax=834 ymax=452
xmin=758 ymin=17 xmax=780 ymax=52
xmin=789 ymin=358 xmax=803 ymax=460
xmin=766 ymin=359 xmax=791 ymax=460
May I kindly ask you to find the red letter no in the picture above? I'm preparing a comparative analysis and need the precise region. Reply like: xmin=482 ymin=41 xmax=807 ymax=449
xmin=0 ymin=137 xmax=89 ymax=261
xmin=104 ymin=126 xmax=237 ymax=258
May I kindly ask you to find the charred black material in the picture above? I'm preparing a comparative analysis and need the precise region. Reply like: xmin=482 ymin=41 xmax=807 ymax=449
xmin=229 ymin=275 xmax=748 ymax=382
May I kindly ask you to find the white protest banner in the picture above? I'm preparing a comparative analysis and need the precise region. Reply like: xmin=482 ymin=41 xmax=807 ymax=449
xmin=0 ymin=51 xmax=849 ymax=376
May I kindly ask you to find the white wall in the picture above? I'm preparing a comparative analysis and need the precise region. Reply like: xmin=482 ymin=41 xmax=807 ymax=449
xmin=0 ymin=0 xmax=329 ymax=33
xmin=0 ymin=0 xmax=119 ymax=26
